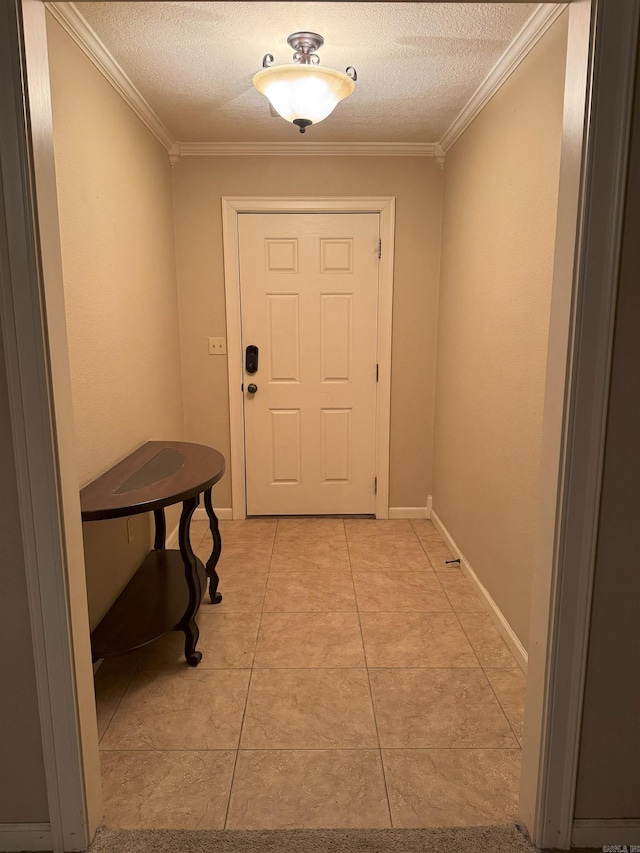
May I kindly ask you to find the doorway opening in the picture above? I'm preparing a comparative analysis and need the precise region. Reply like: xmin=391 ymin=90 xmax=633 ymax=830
xmin=5 ymin=1 xmax=636 ymax=844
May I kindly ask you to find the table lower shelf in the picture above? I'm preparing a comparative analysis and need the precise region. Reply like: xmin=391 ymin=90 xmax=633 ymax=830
xmin=91 ymin=549 xmax=207 ymax=661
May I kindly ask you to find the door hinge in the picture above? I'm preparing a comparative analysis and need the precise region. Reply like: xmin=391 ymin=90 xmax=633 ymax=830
xmin=376 ymin=364 xmax=379 ymax=382
xmin=374 ymin=477 xmax=377 ymax=495
xmin=377 ymin=238 xmax=382 ymax=260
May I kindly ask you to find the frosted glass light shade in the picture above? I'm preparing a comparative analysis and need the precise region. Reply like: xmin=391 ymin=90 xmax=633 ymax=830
xmin=253 ymin=64 xmax=355 ymax=125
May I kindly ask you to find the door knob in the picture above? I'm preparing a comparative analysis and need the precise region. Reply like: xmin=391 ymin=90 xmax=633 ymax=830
xmin=247 ymin=383 xmax=258 ymax=394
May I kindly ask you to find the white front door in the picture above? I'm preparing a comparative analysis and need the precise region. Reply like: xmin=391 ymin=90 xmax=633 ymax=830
xmin=238 ymin=212 xmax=380 ymax=515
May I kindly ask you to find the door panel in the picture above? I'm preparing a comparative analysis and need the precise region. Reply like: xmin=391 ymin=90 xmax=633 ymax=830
xmin=270 ymin=409 xmax=301 ymax=483
xmin=321 ymin=294 xmax=352 ymax=382
xmin=267 ymin=294 xmax=299 ymax=381
xmin=321 ymin=408 xmax=352 ymax=483
xmin=239 ymin=212 xmax=379 ymax=515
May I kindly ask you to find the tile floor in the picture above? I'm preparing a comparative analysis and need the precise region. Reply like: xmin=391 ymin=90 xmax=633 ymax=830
xmin=95 ymin=517 xmax=527 ymax=830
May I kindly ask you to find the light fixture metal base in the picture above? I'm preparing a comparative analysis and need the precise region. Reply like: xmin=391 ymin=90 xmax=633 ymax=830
xmin=287 ymin=32 xmax=324 ymax=54
xmin=293 ymin=118 xmax=313 ymax=134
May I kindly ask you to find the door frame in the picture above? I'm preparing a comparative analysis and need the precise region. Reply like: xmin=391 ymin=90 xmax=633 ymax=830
xmin=3 ymin=0 xmax=639 ymax=850
xmin=519 ymin=1 xmax=639 ymax=848
xmin=221 ymin=197 xmax=396 ymax=520
xmin=0 ymin=1 xmax=101 ymax=849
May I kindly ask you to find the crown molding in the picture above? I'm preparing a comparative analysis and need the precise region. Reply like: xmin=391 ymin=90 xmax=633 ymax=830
xmin=176 ymin=141 xmax=437 ymax=158
xmin=439 ymin=3 xmax=568 ymax=153
xmin=45 ymin=2 xmax=175 ymax=152
xmin=46 ymin=3 xmax=568 ymax=163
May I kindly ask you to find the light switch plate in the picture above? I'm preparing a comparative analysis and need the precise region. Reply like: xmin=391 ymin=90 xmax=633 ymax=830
xmin=208 ymin=336 xmax=227 ymax=355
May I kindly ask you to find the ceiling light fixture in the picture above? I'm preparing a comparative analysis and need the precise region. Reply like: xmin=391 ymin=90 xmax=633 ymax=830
xmin=253 ymin=32 xmax=357 ymax=134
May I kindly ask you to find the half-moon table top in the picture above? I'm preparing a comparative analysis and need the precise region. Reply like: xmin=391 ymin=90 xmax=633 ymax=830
xmin=80 ymin=441 xmax=225 ymax=521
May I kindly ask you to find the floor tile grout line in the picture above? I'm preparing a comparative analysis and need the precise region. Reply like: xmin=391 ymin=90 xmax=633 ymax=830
xmin=146 ymin=664 xmax=516 ymax=672
xmin=221 ymin=544 xmax=269 ymax=830
xmin=362 ymin=646 xmax=394 ymax=825
xmin=455 ymin=609 xmax=520 ymax=670
xmin=99 ymin=745 xmax=524 ymax=753
xmin=348 ymin=532 xmax=394 ymax=828
xmin=221 ymin=520 xmax=276 ymax=829
xmin=267 ymin=518 xmax=278 ymax=574
xmin=345 ymin=528 xmax=393 ymax=827
xmin=134 ymin=663 xmax=519 ymax=673
xmin=410 ymin=520 xmax=449 ymax=546
xmin=241 ymin=570 xmax=458 ymax=574
xmin=440 ymin=588 xmax=473 ymax=614
xmin=256 ymin=604 xmax=456 ymax=615
xmin=450 ymin=608 xmax=490 ymax=670
xmin=481 ymin=667 xmax=524 ymax=748
xmin=220 ymin=572 xmax=461 ymax=577
xmin=221 ymin=671 xmax=249 ymax=830
xmin=423 ymin=560 xmax=453 ymax=605
xmin=415 ymin=533 xmax=438 ymax=571
xmin=344 ymin=527 xmax=355 ymax=580
xmin=410 ymin=525 xmax=461 ymax=571
xmin=97 ymin=652 xmax=145 ymax=747
xmin=407 ymin=521 xmax=423 ymax=546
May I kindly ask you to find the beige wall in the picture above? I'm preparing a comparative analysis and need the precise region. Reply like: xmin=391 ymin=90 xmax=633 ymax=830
xmin=172 ymin=156 xmax=443 ymax=509
xmin=46 ymin=15 xmax=184 ymax=628
xmin=0 ymin=319 xmax=49 ymax=824
xmin=432 ymin=14 xmax=568 ymax=648
xmin=574 ymin=40 xmax=640 ymax=820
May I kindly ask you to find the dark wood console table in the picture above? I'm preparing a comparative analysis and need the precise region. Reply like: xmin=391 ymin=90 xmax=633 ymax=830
xmin=80 ymin=441 xmax=225 ymax=666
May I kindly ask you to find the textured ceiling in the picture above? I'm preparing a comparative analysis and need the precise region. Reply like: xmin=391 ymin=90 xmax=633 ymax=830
xmin=74 ymin=2 xmax=538 ymax=143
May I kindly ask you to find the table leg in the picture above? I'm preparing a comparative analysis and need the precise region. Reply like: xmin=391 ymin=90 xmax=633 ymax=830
xmin=204 ymin=487 xmax=223 ymax=604
xmin=153 ymin=508 xmax=166 ymax=549
xmin=176 ymin=495 xmax=203 ymax=666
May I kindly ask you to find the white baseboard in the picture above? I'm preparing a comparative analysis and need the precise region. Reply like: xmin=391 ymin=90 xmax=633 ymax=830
xmin=572 ymin=819 xmax=640 ymax=847
xmin=166 ymin=509 xmax=231 ymax=548
xmin=426 ymin=495 xmax=433 ymax=519
xmin=194 ymin=508 xmax=428 ymax=521
xmin=193 ymin=507 xmax=233 ymax=522
xmin=388 ymin=506 xmax=429 ymax=519
xmin=430 ymin=508 xmax=528 ymax=673
xmin=0 ymin=823 xmax=52 ymax=851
